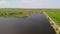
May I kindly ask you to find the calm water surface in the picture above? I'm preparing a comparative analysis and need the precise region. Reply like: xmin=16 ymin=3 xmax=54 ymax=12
xmin=0 ymin=14 xmax=56 ymax=34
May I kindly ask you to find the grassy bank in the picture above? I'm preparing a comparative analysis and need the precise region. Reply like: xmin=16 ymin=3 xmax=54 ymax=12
xmin=45 ymin=10 xmax=60 ymax=26
xmin=0 ymin=9 xmax=42 ymax=18
xmin=0 ymin=9 xmax=60 ymax=26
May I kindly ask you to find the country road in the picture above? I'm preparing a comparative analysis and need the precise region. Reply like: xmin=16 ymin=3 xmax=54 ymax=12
xmin=0 ymin=13 xmax=56 ymax=34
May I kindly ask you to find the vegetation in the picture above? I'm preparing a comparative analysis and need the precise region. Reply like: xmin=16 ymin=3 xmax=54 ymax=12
xmin=0 ymin=9 xmax=42 ymax=18
xmin=0 ymin=9 xmax=60 ymax=26
xmin=45 ymin=9 xmax=60 ymax=26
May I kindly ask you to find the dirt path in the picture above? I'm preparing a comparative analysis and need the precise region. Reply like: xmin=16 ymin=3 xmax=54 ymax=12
xmin=43 ymin=12 xmax=60 ymax=34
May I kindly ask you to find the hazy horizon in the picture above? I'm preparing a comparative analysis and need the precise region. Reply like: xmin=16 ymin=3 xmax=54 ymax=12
xmin=0 ymin=0 xmax=60 ymax=9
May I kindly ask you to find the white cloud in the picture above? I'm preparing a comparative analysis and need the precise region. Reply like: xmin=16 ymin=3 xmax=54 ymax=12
xmin=21 ymin=0 xmax=31 ymax=2
xmin=0 ymin=0 xmax=60 ymax=8
xmin=21 ymin=0 xmax=37 ymax=3
xmin=0 ymin=0 xmax=9 ymax=6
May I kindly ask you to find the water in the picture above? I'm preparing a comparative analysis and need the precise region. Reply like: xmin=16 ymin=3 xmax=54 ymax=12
xmin=0 ymin=14 xmax=56 ymax=34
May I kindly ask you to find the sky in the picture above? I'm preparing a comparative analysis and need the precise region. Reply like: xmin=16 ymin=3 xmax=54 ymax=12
xmin=0 ymin=0 xmax=60 ymax=8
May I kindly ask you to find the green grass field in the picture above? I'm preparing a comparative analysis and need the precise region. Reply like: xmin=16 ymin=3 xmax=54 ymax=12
xmin=45 ymin=10 xmax=60 ymax=26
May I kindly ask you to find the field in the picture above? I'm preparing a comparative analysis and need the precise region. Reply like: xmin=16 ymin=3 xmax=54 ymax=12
xmin=0 ymin=9 xmax=41 ymax=18
xmin=45 ymin=9 xmax=60 ymax=26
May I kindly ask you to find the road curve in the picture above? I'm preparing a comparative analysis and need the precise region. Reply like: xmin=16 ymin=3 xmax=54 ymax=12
xmin=0 ymin=13 xmax=56 ymax=34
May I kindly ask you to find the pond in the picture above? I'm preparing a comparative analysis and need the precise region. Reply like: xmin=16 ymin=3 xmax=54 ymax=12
xmin=0 ymin=14 xmax=56 ymax=34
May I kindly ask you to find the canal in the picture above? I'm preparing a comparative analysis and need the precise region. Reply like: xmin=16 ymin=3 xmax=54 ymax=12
xmin=0 ymin=13 xmax=56 ymax=34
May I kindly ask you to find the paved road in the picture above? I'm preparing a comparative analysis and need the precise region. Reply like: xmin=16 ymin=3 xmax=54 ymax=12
xmin=0 ymin=14 xmax=56 ymax=34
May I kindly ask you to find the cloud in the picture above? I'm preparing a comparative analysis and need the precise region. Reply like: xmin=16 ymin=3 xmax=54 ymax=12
xmin=0 ymin=0 xmax=60 ymax=8
xmin=18 ymin=0 xmax=47 ymax=8
xmin=0 ymin=0 xmax=48 ymax=8
xmin=21 ymin=0 xmax=31 ymax=2
xmin=21 ymin=0 xmax=38 ymax=3
xmin=0 ymin=0 xmax=9 ymax=6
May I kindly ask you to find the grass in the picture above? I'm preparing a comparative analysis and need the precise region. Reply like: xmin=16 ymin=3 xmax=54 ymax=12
xmin=0 ymin=9 xmax=42 ymax=18
xmin=45 ymin=10 xmax=60 ymax=26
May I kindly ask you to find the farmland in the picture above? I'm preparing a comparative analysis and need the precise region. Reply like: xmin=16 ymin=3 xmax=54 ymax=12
xmin=45 ymin=9 xmax=60 ymax=26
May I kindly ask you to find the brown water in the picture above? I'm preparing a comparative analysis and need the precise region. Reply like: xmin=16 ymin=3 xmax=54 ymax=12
xmin=0 ymin=14 xmax=56 ymax=34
